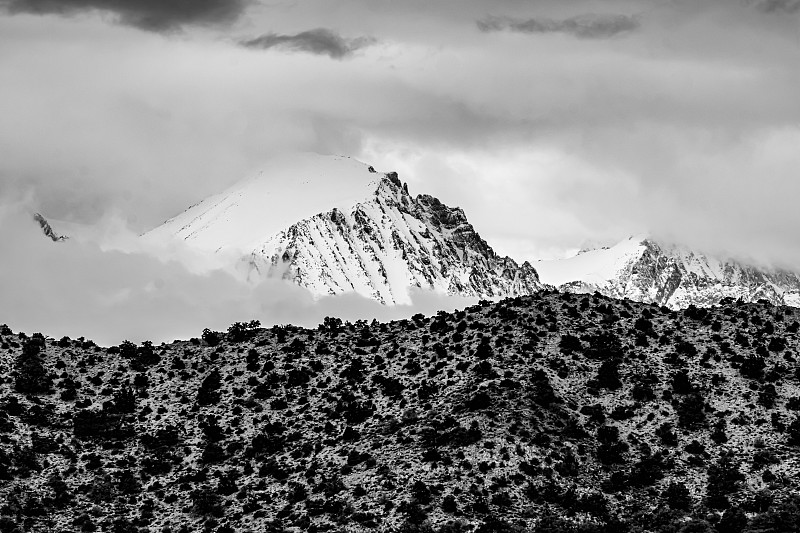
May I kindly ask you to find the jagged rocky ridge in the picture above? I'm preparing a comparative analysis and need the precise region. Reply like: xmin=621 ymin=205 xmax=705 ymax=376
xmin=2 ymin=293 xmax=800 ymax=532
xmin=244 ymin=172 xmax=544 ymax=304
xmin=535 ymin=237 xmax=800 ymax=310
xmin=33 ymin=213 xmax=66 ymax=242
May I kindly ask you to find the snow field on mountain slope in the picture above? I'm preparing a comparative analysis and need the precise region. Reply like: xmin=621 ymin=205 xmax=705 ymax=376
xmin=534 ymin=236 xmax=647 ymax=287
xmin=144 ymin=153 xmax=380 ymax=253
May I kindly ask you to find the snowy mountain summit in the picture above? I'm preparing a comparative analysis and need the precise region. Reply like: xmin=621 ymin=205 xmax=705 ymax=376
xmin=147 ymin=153 xmax=544 ymax=304
xmin=535 ymin=236 xmax=800 ymax=308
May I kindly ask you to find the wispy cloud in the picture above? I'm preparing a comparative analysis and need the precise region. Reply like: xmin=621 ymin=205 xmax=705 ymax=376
xmin=240 ymin=28 xmax=376 ymax=59
xmin=754 ymin=0 xmax=800 ymax=13
xmin=0 ymin=0 xmax=249 ymax=32
xmin=477 ymin=13 xmax=640 ymax=39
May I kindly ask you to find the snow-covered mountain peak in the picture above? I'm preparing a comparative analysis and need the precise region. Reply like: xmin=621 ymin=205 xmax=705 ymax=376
xmin=144 ymin=153 xmax=398 ymax=253
xmin=536 ymin=235 xmax=800 ymax=308
xmin=147 ymin=153 xmax=545 ymax=304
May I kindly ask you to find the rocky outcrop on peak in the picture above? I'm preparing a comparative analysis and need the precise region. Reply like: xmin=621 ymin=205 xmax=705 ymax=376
xmin=33 ymin=213 xmax=66 ymax=242
xmin=246 ymin=173 xmax=545 ymax=304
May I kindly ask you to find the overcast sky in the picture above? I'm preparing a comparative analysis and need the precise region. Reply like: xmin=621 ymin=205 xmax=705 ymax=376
xmin=2 ymin=0 xmax=799 ymax=262
xmin=1 ymin=0 xmax=799 ymax=342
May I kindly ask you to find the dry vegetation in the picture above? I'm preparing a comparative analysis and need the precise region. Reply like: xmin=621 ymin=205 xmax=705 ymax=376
xmin=1 ymin=291 xmax=800 ymax=532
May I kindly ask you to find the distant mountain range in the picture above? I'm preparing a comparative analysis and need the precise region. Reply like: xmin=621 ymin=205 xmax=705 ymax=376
xmin=38 ymin=153 xmax=800 ymax=308
xmin=535 ymin=236 xmax=800 ymax=309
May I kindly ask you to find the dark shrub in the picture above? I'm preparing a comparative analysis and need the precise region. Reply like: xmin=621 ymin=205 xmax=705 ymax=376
xmin=663 ymin=481 xmax=692 ymax=510
xmin=768 ymin=336 xmax=786 ymax=352
xmin=597 ymin=359 xmax=622 ymax=390
xmin=635 ymin=317 xmax=654 ymax=333
xmin=14 ymin=340 xmax=52 ymax=394
xmin=671 ymin=370 xmax=695 ymax=394
xmin=112 ymin=384 xmax=136 ymax=413
xmin=787 ymin=417 xmax=800 ymax=446
xmin=656 ymin=422 xmax=678 ymax=446
xmin=73 ymin=408 xmax=132 ymax=441
xmin=585 ymin=332 xmax=624 ymax=360
xmin=629 ymin=452 xmax=667 ymax=487
xmin=191 ymin=485 xmax=223 ymax=517
xmin=758 ymin=384 xmax=777 ymax=409
xmin=531 ymin=370 xmax=560 ymax=407
xmin=718 ymin=506 xmax=748 ymax=533
xmin=202 ymin=328 xmax=222 ymax=346
xmin=559 ymin=334 xmax=582 ymax=352
xmin=740 ymin=355 xmax=766 ymax=381
xmin=706 ymin=453 xmax=745 ymax=509
xmin=675 ymin=340 xmax=698 ymax=358
xmin=197 ymin=370 xmax=222 ymax=406
xmin=677 ymin=392 xmax=708 ymax=429
xmin=711 ymin=419 xmax=729 ymax=445
xmin=441 ymin=494 xmax=458 ymax=514
xmin=467 ymin=391 xmax=492 ymax=411
xmin=227 ymin=320 xmax=261 ymax=342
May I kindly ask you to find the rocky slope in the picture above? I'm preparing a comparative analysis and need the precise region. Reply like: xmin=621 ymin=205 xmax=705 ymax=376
xmin=146 ymin=154 xmax=545 ymax=304
xmin=2 ymin=293 xmax=800 ymax=532
xmin=535 ymin=236 xmax=800 ymax=309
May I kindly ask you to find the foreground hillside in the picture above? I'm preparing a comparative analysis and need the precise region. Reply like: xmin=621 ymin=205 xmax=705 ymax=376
xmin=2 ymin=293 xmax=800 ymax=532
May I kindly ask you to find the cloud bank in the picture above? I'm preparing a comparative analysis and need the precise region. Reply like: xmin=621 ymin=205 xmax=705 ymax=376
xmin=755 ymin=0 xmax=800 ymax=13
xmin=240 ymin=28 xmax=376 ymax=59
xmin=0 ymin=0 xmax=249 ymax=32
xmin=1 ymin=0 xmax=800 ymax=286
xmin=0 ymin=203 xmax=475 ymax=346
xmin=477 ymin=13 xmax=640 ymax=39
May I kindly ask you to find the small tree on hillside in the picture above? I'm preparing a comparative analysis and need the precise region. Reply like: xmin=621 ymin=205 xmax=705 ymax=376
xmin=197 ymin=370 xmax=222 ymax=406
xmin=706 ymin=453 xmax=745 ymax=509
xmin=14 ymin=338 xmax=53 ymax=394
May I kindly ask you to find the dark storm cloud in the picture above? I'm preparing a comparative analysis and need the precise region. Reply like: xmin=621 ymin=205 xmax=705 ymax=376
xmin=477 ymin=13 xmax=640 ymax=39
xmin=240 ymin=28 xmax=376 ymax=59
xmin=755 ymin=0 xmax=800 ymax=13
xmin=0 ymin=0 xmax=249 ymax=32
